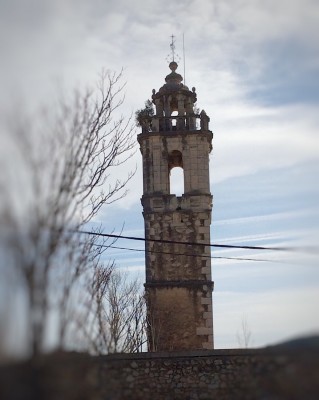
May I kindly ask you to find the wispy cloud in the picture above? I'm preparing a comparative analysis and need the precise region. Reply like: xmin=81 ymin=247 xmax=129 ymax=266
xmin=214 ymin=286 xmax=319 ymax=348
xmin=214 ymin=208 xmax=319 ymax=227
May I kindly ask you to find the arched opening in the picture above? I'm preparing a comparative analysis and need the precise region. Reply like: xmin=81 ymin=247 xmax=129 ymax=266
xmin=168 ymin=150 xmax=184 ymax=196
xmin=170 ymin=167 xmax=184 ymax=196
xmin=171 ymin=110 xmax=178 ymax=130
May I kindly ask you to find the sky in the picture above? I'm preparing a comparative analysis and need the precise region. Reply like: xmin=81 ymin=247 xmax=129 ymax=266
xmin=1 ymin=0 xmax=319 ymax=349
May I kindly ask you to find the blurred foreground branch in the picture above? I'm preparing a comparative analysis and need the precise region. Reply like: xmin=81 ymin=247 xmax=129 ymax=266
xmin=0 ymin=70 xmax=137 ymax=358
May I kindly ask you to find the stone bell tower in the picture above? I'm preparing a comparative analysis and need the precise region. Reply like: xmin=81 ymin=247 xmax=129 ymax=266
xmin=138 ymin=55 xmax=214 ymax=351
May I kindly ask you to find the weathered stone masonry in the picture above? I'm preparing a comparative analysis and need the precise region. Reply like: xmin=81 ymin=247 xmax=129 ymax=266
xmin=2 ymin=347 xmax=318 ymax=400
xmin=138 ymin=61 xmax=214 ymax=351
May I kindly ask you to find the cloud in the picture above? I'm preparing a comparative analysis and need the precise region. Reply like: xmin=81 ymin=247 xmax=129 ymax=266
xmin=214 ymin=286 xmax=319 ymax=348
xmin=214 ymin=208 xmax=318 ymax=227
xmin=211 ymin=100 xmax=319 ymax=181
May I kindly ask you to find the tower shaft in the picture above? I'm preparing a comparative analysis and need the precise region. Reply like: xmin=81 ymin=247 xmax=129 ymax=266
xmin=138 ymin=61 xmax=214 ymax=351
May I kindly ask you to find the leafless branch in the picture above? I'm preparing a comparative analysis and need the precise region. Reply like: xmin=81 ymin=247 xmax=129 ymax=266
xmin=0 ymin=70 xmax=137 ymax=358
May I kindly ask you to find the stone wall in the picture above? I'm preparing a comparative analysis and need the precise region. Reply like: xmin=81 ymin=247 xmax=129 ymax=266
xmin=1 ymin=347 xmax=319 ymax=400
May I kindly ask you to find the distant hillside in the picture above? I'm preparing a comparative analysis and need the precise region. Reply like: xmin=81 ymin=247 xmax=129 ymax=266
xmin=270 ymin=335 xmax=319 ymax=350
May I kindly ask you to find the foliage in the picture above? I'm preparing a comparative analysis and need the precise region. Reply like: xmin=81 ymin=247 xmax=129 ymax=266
xmin=135 ymin=99 xmax=154 ymax=127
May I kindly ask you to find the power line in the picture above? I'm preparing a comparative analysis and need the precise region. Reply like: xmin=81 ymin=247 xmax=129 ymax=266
xmin=76 ymin=230 xmax=291 ymax=252
xmin=98 ymin=244 xmax=282 ymax=263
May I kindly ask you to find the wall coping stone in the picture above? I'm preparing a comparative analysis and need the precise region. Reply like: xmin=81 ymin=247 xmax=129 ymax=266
xmin=95 ymin=345 xmax=319 ymax=362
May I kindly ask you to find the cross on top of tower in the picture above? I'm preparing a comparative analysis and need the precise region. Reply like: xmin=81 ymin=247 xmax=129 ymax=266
xmin=166 ymin=34 xmax=180 ymax=64
xmin=170 ymin=34 xmax=176 ymax=61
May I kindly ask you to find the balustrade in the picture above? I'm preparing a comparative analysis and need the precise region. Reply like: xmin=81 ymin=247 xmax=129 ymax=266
xmin=141 ymin=114 xmax=209 ymax=133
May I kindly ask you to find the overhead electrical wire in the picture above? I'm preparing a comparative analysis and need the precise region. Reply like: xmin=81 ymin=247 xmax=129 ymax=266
xmin=76 ymin=230 xmax=292 ymax=252
xmin=76 ymin=229 xmax=294 ymax=263
xmin=94 ymin=243 xmax=284 ymax=264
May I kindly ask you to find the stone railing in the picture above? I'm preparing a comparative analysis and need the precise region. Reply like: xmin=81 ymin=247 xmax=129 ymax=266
xmin=141 ymin=112 xmax=210 ymax=134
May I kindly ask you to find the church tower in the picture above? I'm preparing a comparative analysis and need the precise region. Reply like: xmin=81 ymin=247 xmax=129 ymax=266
xmin=138 ymin=50 xmax=214 ymax=351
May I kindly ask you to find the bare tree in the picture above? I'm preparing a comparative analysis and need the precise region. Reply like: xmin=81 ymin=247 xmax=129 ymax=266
xmin=85 ymin=270 xmax=147 ymax=354
xmin=236 ymin=314 xmax=253 ymax=348
xmin=145 ymin=292 xmax=163 ymax=352
xmin=0 ymin=70 xmax=136 ymax=357
xmin=54 ymin=227 xmax=118 ymax=350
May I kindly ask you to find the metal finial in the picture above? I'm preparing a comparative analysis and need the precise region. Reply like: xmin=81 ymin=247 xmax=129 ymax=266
xmin=166 ymin=34 xmax=181 ymax=64
xmin=170 ymin=34 xmax=176 ymax=61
